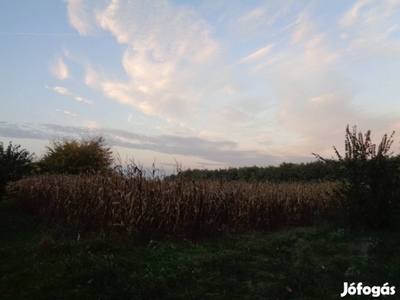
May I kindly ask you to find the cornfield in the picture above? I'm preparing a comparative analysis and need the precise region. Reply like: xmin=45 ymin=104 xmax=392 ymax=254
xmin=6 ymin=173 xmax=339 ymax=237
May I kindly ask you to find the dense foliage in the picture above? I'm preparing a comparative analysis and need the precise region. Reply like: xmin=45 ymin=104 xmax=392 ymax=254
xmin=0 ymin=141 xmax=34 ymax=199
xmin=39 ymin=136 xmax=113 ymax=175
xmin=167 ymin=160 xmax=341 ymax=182
xmin=314 ymin=125 xmax=400 ymax=229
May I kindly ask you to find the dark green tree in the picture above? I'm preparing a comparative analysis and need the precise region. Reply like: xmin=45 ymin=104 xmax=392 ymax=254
xmin=313 ymin=125 xmax=400 ymax=229
xmin=0 ymin=141 xmax=35 ymax=199
xmin=39 ymin=136 xmax=113 ymax=175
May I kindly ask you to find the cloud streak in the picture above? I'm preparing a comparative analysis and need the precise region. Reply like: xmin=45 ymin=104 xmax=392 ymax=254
xmin=65 ymin=0 xmax=97 ymax=35
xmin=0 ymin=122 xmax=294 ymax=167
xmin=50 ymin=57 xmax=69 ymax=80
xmin=47 ymin=85 xmax=94 ymax=105
xmin=57 ymin=109 xmax=77 ymax=117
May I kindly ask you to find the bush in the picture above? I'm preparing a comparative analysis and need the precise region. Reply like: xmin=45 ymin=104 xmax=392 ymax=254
xmin=39 ymin=136 xmax=113 ymax=175
xmin=0 ymin=141 xmax=34 ymax=199
xmin=313 ymin=125 xmax=400 ymax=229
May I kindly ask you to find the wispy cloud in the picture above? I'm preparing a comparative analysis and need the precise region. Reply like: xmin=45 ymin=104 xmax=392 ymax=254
xmin=290 ymin=9 xmax=315 ymax=44
xmin=228 ymin=1 xmax=293 ymax=40
xmin=340 ymin=0 xmax=371 ymax=27
xmin=57 ymin=109 xmax=77 ymax=117
xmin=50 ymin=57 xmax=69 ymax=80
xmin=223 ymin=1 xmax=400 ymax=158
xmin=339 ymin=0 xmax=400 ymax=60
xmin=40 ymin=1 xmax=400 ymax=165
xmin=47 ymin=85 xmax=94 ymax=105
xmin=53 ymin=86 xmax=69 ymax=95
xmin=68 ymin=0 xmax=222 ymax=126
xmin=82 ymin=120 xmax=100 ymax=130
xmin=240 ymin=44 xmax=274 ymax=63
xmin=0 ymin=122 xmax=290 ymax=167
xmin=64 ymin=0 xmax=96 ymax=35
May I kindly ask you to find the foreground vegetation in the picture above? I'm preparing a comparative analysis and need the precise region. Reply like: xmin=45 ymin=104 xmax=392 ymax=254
xmin=6 ymin=174 xmax=336 ymax=238
xmin=2 ymin=199 xmax=400 ymax=300
xmin=2 ymin=125 xmax=400 ymax=298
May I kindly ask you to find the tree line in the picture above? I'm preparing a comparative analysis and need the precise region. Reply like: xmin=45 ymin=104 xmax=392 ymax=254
xmin=167 ymin=155 xmax=400 ymax=183
xmin=166 ymin=160 xmax=342 ymax=182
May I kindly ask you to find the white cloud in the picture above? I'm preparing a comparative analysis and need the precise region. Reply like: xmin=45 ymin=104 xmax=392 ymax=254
xmin=56 ymin=109 xmax=78 ymax=117
xmin=339 ymin=0 xmax=400 ymax=60
xmin=127 ymin=113 xmax=132 ymax=124
xmin=81 ymin=0 xmax=222 ymax=125
xmin=74 ymin=96 xmax=94 ymax=105
xmin=290 ymin=10 xmax=315 ymax=44
xmin=223 ymin=4 xmax=360 ymax=155
xmin=53 ymin=1 xmax=400 ymax=164
xmin=96 ymin=0 xmax=219 ymax=63
xmin=240 ymin=44 xmax=274 ymax=63
xmin=340 ymin=0 xmax=371 ymax=27
xmin=50 ymin=57 xmax=69 ymax=80
xmin=84 ymin=67 xmax=100 ymax=87
xmin=51 ymin=86 xmax=94 ymax=105
xmin=82 ymin=1 xmax=350 ymax=155
xmin=230 ymin=2 xmax=292 ymax=39
xmin=82 ymin=120 xmax=99 ymax=129
xmin=64 ymin=0 xmax=96 ymax=35
xmin=54 ymin=86 xmax=69 ymax=95
xmin=64 ymin=110 xmax=77 ymax=117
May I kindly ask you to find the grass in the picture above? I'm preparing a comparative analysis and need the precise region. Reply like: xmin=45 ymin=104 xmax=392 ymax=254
xmin=1 ymin=199 xmax=400 ymax=300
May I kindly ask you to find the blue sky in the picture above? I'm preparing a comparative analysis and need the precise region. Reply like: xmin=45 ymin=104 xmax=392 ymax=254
xmin=1 ymin=0 xmax=400 ymax=172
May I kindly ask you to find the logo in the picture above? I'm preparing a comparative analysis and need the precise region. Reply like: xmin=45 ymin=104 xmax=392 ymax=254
xmin=341 ymin=282 xmax=395 ymax=297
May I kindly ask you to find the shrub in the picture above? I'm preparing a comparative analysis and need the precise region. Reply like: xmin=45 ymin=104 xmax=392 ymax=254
xmin=39 ymin=136 xmax=113 ymax=175
xmin=0 ymin=141 xmax=34 ymax=200
xmin=313 ymin=125 xmax=400 ymax=229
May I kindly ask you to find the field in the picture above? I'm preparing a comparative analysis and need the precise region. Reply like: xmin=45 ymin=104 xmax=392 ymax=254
xmin=5 ymin=173 xmax=338 ymax=238
xmin=2 ymin=173 xmax=399 ymax=299
xmin=2 ymin=199 xmax=400 ymax=299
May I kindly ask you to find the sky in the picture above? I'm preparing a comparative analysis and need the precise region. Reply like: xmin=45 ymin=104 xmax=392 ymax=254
xmin=1 ymin=0 xmax=400 ymax=173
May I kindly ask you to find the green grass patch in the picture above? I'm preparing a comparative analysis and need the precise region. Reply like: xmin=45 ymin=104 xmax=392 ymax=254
xmin=1 ymin=200 xmax=400 ymax=299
